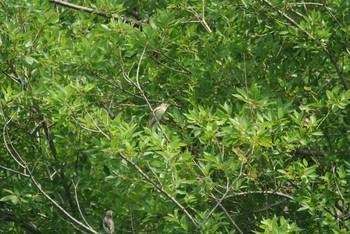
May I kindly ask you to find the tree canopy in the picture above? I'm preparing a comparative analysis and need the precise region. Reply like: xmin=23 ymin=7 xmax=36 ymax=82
xmin=1 ymin=0 xmax=350 ymax=233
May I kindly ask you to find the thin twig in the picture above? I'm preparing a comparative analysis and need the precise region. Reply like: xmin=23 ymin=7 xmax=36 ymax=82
xmin=202 ymin=162 xmax=245 ymax=233
xmin=243 ymin=54 xmax=255 ymax=122
xmin=332 ymin=164 xmax=345 ymax=201
xmin=151 ymin=53 xmax=191 ymax=74
xmin=204 ymin=161 xmax=245 ymax=222
xmin=156 ymin=51 xmax=192 ymax=74
xmin=289 ymin=2 xmax=323 ymax=6
xmin=204 ymin=179 xmax=231 ymax=222
xmin=146 ymin=161 xmax=164 ymax=188
xmin=49 ymin=0 xmax=143 ymax=27
xmin=0 ymin=67 xmax=21 ymax=84
xmin=225 ymin=190 xmax=294 ymax=200
xmin=130 ymin=208 xmax=136 ymax=234
xmin=30 ymin=175 xmax=98 ymax=233
xmin=192 ymin=157 xmax=244 ymax=232
xmin=97 ymin=73 xmax=147 ymax=101
xmin=97 ymin=73 xmax=164 ymax=105
xmin=84 ymin=107 xmax=111 ymax=140
xmin=119 ymin=153 xmax=200 ymax=230
xmin=261 ymin=0 xmax=348 ymax=90
xmin=0 ymin=164 xmax=29 ymax=177
xmin=235 ymin=199 xmax=289 ymax=216
xmin=71 ymin=116 xmax=102 ymax=133
xmin=210 ymin=194 xmax=244 ymax=234
xmin=2 ymin=116 xmax=26 ymax=168
xmin=187 ymin=1 xmax=212 ymax=33
xmin=73 ymin=181 xmax=94 ymax=230
xmin=119 ymin=46 xmax=170 ymax=142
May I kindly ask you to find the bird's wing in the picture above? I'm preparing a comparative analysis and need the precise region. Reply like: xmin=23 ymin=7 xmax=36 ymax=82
xmin=103 ymin=218 xmax=114 ymax=233
xmin=147 ymin=111 xmax=155 ymax=128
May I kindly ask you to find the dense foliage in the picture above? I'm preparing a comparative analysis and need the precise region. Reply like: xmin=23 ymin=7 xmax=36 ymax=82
xmin=1 ymin=0 xmax=350 ymax=233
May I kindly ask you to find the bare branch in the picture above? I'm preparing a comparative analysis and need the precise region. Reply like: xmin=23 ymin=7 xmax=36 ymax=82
xmin=0 ymin=66 xmax=22 ymax=84
xmin=71 ymin=116 xmax=102 ymax=134
xmin=130 ymin=208 xmax=136 ymax=234
xmin=210 ymin=194 xmax=244 ymax=234
xmin=290 ymin=2 xmax=323 ymax=6
xmin=204 ymin=179 xmax=231 ymax=223
xmin=73 ymin=181 xmax=94 ymax=230
xmin=225 ymin=190 xmax=294 ymax=200
xmin=0 ymin=164 xmax=29 ymax=177
xmin=135 ymin=45 xmax=147 ymax=89
xmin=30 ymin=175 xmax=98 ymax=234
xmin=32 ymin=106 xmax=78 ymax=215
xmin=294 ymin=148 xmax=325 ymax=157
xmin=187 ymin=4 xmax=212 ymax=33
xmin=0 ymin=113 xmax=98 ymax=234
xmin=2 ymin=116 xmax=26 ymax=168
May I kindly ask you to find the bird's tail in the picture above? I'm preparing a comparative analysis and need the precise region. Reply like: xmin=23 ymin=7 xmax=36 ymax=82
xmin=147 ymin=117 xmax=154 ymax=128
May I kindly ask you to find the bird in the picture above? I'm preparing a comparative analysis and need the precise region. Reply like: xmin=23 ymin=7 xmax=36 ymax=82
xmin=103 ymin=210 xmax=114 ymax=234
xmin=147 ymin=103 xmax=170 ymax=128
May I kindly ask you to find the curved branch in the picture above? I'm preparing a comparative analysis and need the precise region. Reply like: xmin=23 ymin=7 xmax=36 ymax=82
xmin=30 ymin=175 xmax=98 ymax=234
xmin=73 ymin=181 xmax=94 ymax=230
xmin=32 ymin=106 xmax=77 ymax=215
xmin=2 ymin=116 xmax=26 ymax=168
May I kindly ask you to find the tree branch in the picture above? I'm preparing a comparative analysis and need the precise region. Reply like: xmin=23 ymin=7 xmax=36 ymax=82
xmin=119 ymin=153 xmax=200 ymax=230
xmin=119 ymin=45 xmax=170 ymax=142
xmin=210 ymin=194 xmax=244 ymax=234
xmin=294 ymin=148 xmax=325 ymax=157
xmin=225 ymin=190 xmax=294 ymax=200
xmin=29 ymin=175 xmax=98 ymax=233
xmin=0 ymin=164 xmax=29 ymax=177
xmin=32 ymin=106 xmax=78 ymax=216
xmin=261 ymin=0 xmax=348 ymax=90
xmin=49 ymin=0 xmax=143 ymax=27
xmin=187 ymin=0 xmax=212 ymax=33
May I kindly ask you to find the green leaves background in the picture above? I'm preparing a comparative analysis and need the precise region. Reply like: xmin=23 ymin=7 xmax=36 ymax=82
xmin=1 ymin=0 xmax=350 ymax=233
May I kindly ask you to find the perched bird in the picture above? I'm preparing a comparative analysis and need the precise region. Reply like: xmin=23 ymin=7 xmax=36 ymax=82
xmin=103 ymin=210 xmax=114 ymax=234
xmin=147 ymin=103 xmax=170 ymax=128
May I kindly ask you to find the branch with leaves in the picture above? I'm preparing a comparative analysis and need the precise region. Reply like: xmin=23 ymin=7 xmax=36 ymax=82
xmin=49 ymin=0 xmax=143 ymax=27
xmin=119 ymin=152 xmax=200 ymax=230
xmin=261 ymin=0 xmax=348 ymax=90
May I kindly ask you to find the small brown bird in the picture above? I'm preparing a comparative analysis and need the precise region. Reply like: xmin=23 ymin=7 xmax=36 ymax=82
xmin=147 ymin=103 xmax=170 ymax=128
xmin=103 ymin=210 xmax=114 ymax=234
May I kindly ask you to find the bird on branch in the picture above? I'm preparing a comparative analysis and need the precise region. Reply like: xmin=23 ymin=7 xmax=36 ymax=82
xmin=147 ymin=103 xmax=170 ymax=128
xmin=103 ymin=210 xmax=114 ymax=234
